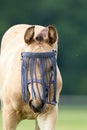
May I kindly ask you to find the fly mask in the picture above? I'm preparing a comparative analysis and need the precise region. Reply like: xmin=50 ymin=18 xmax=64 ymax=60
xmin=21 ymin=51 xmax=57 ymax=110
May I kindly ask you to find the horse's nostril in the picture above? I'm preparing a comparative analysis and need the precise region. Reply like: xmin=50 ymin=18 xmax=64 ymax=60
xmin=41 ymin=100 xmax=45 ymax=109
xmin=29 ymin=99 xmax=33 ymax=108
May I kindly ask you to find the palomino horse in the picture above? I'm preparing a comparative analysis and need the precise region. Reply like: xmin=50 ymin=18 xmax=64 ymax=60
xmin=0 ymin=24 xmax=62 ymax=130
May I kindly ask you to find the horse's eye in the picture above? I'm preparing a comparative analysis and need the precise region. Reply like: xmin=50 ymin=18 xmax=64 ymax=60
xmin=50 ymin=66 xmax=53 ymax=71
xmin=46 ymin=88 xmax=48 ymax=97
xmin=50 ymin=66 xmax=54 ymax=81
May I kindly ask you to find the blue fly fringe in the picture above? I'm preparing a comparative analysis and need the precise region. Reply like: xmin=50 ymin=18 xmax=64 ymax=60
xmin=21 ymin=51 xmax=57 ymax=105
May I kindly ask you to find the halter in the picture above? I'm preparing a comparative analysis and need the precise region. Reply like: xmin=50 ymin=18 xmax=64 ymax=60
xmin=21 ymin=51 xmax=57 ymax=105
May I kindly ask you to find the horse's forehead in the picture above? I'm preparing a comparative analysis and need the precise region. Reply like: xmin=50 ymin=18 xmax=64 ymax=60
xmin=34 ymin=25 xmax=45 ymax=38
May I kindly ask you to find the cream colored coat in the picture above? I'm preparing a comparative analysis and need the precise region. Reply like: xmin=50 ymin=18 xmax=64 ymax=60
xmin=0 ymin=24 xmax=62 ymax=130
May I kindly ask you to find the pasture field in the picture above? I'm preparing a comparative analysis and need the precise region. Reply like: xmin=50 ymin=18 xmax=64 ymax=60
xmin=0 ymin=106 xmax=87 ymax=130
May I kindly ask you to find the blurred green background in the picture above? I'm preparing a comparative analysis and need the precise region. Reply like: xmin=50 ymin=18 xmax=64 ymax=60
xmin=0 ymin=0 xmax=87 ymax=95
xmin=0 ymin=0 xmax=87 ymax=130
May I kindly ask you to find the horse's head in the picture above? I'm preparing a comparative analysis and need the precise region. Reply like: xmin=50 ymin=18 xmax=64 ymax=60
xmin=21 ymin=25 xmax=58 ymax=113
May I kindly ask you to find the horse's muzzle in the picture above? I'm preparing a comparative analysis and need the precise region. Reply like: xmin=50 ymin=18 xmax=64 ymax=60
xmin=29 ymin=99 xmax=45 ymax=113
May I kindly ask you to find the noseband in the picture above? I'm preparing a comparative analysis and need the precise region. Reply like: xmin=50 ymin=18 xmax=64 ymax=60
xmin=21 ymin=51 xmax=57 ymax=105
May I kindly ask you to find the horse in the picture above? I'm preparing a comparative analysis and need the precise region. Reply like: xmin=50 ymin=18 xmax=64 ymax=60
xmin=0 ymin=24 xmax=62 ymax=130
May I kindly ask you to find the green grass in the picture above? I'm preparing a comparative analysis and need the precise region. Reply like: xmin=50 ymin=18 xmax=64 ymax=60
xmin=0 ymin=106 xmax=87 ymax=130
xmin=57 ymin=106 xmax=87 ymax=130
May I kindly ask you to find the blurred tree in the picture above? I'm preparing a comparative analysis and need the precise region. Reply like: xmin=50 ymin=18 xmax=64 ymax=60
xmin=0 ymin=0 xmax=87 ymax=95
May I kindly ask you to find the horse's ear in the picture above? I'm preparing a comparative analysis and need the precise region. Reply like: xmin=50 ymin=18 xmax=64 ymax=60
xmin=24 ymin=26 xmax=35 ymax=44
xmin=48 ymin=25 xmax=58 ymax=44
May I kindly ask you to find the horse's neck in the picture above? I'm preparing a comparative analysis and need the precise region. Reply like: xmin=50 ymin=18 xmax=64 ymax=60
xmin=1 ymin=24 xmax=30 ymax=53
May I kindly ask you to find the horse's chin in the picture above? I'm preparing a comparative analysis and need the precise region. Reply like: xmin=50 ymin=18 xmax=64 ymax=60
xmin=29 ymin=99 xmax=45 ymax=113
